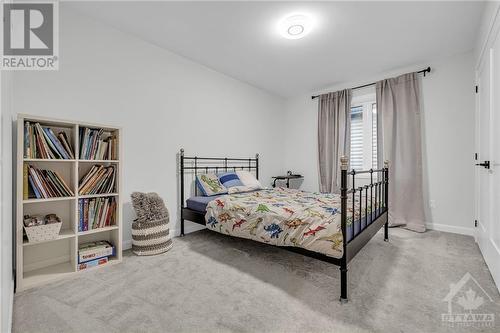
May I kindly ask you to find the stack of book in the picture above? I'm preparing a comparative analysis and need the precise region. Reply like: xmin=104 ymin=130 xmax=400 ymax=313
xmin=77 ymin=241 xmax=115 ymax=271
xmin=25 ymin=165 xmax=74 ymax=199
xmin=79 ymin=127 xmax=118 ymax=160
xmin=78 ymin=197 xmax=116 ymax=232
xmin=78 ymin=165 xmax=116 ymax=195
xmin=24 ymin=122 xmax=75 ymax=159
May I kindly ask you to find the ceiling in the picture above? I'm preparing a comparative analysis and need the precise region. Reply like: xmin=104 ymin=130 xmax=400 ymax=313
xmin=67 ymin=1 xmax=485 ymax=97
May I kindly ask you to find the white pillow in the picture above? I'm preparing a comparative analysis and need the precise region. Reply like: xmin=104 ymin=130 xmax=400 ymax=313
xmin=236 ymin=170 xmax=263 ymax=189
xmin=228 ymin=185 xmax=261 ymax=194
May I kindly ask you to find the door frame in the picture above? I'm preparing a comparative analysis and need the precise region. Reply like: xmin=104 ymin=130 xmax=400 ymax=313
xmin=474 ymin=71 xmax=479 ymax=244
xmin=475 ymin=4 xmax=500 ymax=292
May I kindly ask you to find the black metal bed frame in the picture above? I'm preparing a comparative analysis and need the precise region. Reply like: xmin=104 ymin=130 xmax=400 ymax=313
xmin=179 ymin=149 xmax=389 ymax=302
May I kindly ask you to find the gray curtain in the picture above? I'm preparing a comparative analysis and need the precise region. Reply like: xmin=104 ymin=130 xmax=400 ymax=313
xmin=376 ymin=73 xmax=426 ymax=232
xmin=318 ymin=89 xmax=351 ymax=193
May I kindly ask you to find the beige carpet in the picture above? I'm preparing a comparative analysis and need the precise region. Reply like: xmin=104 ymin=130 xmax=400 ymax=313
xmin=13 ymin=228 xmax=500 ymax=333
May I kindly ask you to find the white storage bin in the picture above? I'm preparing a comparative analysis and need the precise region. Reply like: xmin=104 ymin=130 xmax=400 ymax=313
xmin=24 ymin=222 xmax=62 ymax=243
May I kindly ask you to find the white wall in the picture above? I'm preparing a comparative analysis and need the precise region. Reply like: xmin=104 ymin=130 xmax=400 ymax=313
xmin=9 ymin=6 xmax=286 ymax=246
xmin=475 ymin=1 xmax=500 ymax=66
xmin=421 ymin=52 xmax=475 ymax=235
xmin=283 ymin=51 xmax=475 ymax=236
xmin=1 ymin=70 xmax=14 ymax=333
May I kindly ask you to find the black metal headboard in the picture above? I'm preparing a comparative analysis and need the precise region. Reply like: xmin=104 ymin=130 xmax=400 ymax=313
xmin=179 ymin=148 xmax=259 ymax=205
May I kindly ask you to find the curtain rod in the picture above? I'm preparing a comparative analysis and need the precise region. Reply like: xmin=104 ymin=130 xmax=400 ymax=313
xmin=311 ymin=66 xmax=431 ymax=100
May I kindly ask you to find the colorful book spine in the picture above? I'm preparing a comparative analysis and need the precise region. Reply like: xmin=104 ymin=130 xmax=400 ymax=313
xmin=84 ymin=199 xmax=89 ymax=231
xmin=29 ymin=123 xmax=36 ymax=158
xmin=34 ymin=125 xmax=47 ymax=158
xmin=58 ymin=132 xmax=74 ymax=159
xmin=78 ymin=199 xmax=83 ymax=232
xmin=44 ymin=127 xmax=70 ymax=159
xmin=26 ymin=165 xmax=74 ymax=199
xmin=77 ymin=257 xmax=108 ymax=271
xmin=78 ymin=165 xmax=115 ymax=195
xmin=28 ymin=166 xmax=47 ymax=198
xmin=24 ymin=121 xmax=30 ymax=158
xmin=78 ymin=197 xmax=116 ymax=231
xmin=79 ymin=127 xmax=116 ymax=160
xmin=27 ymin=175 xmax=41 ymax=199
xmin=23 ymin=164 xmax=29 ymax=200
xmin=35 ymin=123 xmax=55 ymax=159
xmin=24 ymin=121 xmax=75 ymax=159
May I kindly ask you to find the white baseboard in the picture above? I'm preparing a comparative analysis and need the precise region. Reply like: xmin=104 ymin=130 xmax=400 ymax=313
xmin=121 ymin=222 xmax=475 ymax=243
xmin=426 ymin=223 xmax=474 ymax=236
xmin=173 ymin=224 xmax=206 ymax=237
xmin=122 ymin=223 xmax=472 ymax=247
xmin=121 ymin=224 xmax=205 ymax=250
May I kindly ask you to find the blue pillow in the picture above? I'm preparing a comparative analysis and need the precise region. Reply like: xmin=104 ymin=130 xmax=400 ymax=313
xmin=218 ymin=172 xmax=244 ymax=188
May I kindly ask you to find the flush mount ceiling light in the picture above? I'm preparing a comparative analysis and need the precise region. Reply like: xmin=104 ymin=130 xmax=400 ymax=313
xmin=278 ymin=13 xmax=314 ymax=40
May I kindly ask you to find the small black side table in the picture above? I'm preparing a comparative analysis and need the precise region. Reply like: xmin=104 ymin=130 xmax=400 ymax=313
xmin=272 ymin=175 xmax=304 ymax=188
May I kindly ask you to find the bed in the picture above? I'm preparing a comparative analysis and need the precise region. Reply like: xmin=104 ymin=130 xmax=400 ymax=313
xmin=179 ymin=149 xmax=389 ymax=302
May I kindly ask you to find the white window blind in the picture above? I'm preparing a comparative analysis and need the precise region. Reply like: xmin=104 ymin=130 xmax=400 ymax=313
xmin=350 ymin=106 xmax=364 ymax=170
xmin=372 ymin=103 xmax=378 ymax=169
xmin=349 ymin=99 xmax=378 ymax=171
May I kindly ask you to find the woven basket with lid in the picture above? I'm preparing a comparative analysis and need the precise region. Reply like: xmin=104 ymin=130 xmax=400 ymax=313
xmin=131 ymin=192 xmax=172 ymax=256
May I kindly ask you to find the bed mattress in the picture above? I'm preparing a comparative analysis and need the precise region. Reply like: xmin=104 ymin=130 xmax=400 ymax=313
xmin=204 ymin=188 xmax=379 ymax=259
xmin=186 ymin=195 xmax=222 ymax=212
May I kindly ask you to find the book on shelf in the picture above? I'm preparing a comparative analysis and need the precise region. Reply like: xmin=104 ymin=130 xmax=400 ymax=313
xmin=77 ymin=257 xmax=109 ymax=271
xmin=78 ymin=240 xmax=115 ymax=263
xmin=79 ymin=127 xmax=117 ymax=160
xmin=78 ymin=165 xmax=116 ymax=195
xmin=78 ymin=197 xmax=116 ymax=232
xmin=26 ymin=165 xmax=74 ymax=199
xmin=23 ymin=164 xmax=29 ymax=200
xmin=24 ymin=121 xmax=74 ymax=159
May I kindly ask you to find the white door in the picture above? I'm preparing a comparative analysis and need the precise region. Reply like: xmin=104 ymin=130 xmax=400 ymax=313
xmin=476 ymin=32 xmax=500 ymax=290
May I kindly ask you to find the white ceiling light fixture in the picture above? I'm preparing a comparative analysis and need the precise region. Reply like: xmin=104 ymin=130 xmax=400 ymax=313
xmin=277 ymin=13 xmax=314 ymax=40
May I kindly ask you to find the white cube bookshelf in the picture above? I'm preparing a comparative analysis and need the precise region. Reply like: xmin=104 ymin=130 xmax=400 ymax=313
xmin=16 ymin=114 xmax=123 ymax=291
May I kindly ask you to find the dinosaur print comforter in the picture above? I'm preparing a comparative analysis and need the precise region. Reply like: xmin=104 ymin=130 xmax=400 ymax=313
xmin=205 ymin=187 xmax=370 ymax=258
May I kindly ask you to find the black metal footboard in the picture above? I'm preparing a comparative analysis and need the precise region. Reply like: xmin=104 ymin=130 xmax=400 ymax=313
xmin=339 ymin=156 xmax=389 ymax=302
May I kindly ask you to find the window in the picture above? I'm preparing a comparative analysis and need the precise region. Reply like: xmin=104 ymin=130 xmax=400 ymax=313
xmin=350 ymin=106 xmax=364 ymax=171
xmin=371 ymin=103 xmax=377 ymax=169
xmin=349 ymin=95 xmax=378 ymax=171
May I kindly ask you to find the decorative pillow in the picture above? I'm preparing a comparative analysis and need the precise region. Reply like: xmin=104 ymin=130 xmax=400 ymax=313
xmin=236 ymin=170 xmax=263 ymax=189
xmin=218 ymin=172 xmax=244 ymax=188
xmin=196 ymin=174 xmax=227 ymax=196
